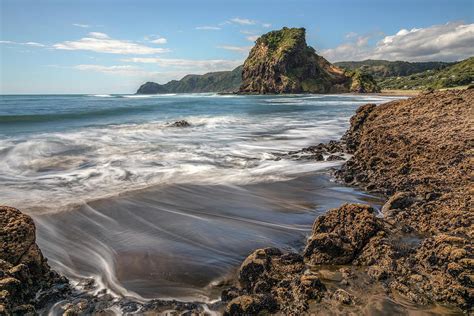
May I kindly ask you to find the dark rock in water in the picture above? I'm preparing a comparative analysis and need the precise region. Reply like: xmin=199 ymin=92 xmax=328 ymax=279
xmin=326 ymin=154 xmax=345 ymax=161
xmin=239 ymin=27 xmax=351 ymax=94
xmin=225 ymin=247 xmax=325 ymax=314
xmin=225 ymin=294 xmax=277 ymax=315
xmin=221 ymin=286 xmax=242 ymax=302
xmin=169 ymin=120 xmax=191 ymax=127
xmin=381 ymin=191 xmax=415 ymax=215
xmin=284 ymin=140 xmax=345 ymax=161
xmin=0 ymin=206 xmax=71 ymax=314
xmin=304 ymin=204 xmax=381 ymax=265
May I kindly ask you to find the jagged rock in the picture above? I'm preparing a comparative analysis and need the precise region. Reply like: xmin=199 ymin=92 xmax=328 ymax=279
xmin=304 ymin=204 xmax=382 ymax=264
xmin=239 ymin=27 xmax=351 ymax=94
xmin=0 ymin=206 xmax=70 ymax=314
xmin=331 ymin=289 xmax=356 ymax=305
xmin=326 ymin=154 xmax=345 ymax=161
xmin=335 ymin=89 xmax=474 ymax=312
xmin=348 ymin=70 xmax=381 ymax=93
xmin=225 ymin=294 xmax=277 ymax=315
xmin=168 ymin=120 xmax=191 ymax=127
xmin=381 ymin=192 xmax=415 ymax=216
xmin=227 ymin=248 xmax=325 ymax=314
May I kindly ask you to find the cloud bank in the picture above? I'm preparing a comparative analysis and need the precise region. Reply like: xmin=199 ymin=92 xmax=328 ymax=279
xmin=322 ymin=22 xmax=474 ymax=62
xmin=54 ymin=32 xmax=170 ymax=55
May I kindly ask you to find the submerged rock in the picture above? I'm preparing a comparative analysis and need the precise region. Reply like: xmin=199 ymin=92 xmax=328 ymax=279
xmin=168 ymin=120 xmax=191 ymax=127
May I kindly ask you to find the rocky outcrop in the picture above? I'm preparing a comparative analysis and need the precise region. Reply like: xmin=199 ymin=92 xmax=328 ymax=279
xmin=0 ymin=206 xmax=70 ymax=314
xmin=225 ymin=89 xmax=473 ymax=314
xmin=348 ymin=70 xmax=381 ymax=93
xmin=168 ymin=120 xmax=191 ymax=127
xmin=222 ymin=248 xmax=326 ymax=315
xmin=304 ymin=204 xmax=382 ymax=265
xmin=136 ymin=82 xmax=169 ymax=94
xmin=239 ymin=27 xmax=351 ymax=94
xmin=336 ymin=89 xmax=473 ymax=311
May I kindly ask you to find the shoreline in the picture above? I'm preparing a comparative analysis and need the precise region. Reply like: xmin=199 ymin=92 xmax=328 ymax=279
xmin=1 ymin=89 xmax=472 ymax=315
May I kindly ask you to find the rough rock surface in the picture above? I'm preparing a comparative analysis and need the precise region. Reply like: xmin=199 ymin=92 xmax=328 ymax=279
xmin=239 ymin=27 xmax=351 ymax=94
xmin=336 ymin=89 xmax=474 ymax=311
xmin=168 ymin=120 xmax=191 ymax=127
xmin=0 ymin=206 xmax=70 ymax=314
xmin=223 ymin=248 xmax=326 ymax=314
xmin=226 ymin=89 xmax=472 ymax=314
xmin=304 ymin=204 xmax=382 ymax=265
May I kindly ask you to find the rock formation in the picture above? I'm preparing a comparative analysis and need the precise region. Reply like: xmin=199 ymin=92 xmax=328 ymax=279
xmin=0 ymin=206 xmax=70 ymax=314
xmin=239 ymin=27 xmax=351 ymax=94
xmin=136 ymin=66 xmax=242 ymax=94
xmin=225 ymin=89 xmax=473 ymax=314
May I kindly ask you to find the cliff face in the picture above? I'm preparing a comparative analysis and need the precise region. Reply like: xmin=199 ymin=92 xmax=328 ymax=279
xmin=239 ymin=27 xmax=350 ymax=94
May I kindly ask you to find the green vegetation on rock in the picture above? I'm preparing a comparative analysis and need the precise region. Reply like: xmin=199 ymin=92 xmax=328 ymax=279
xmin=334 ymin=60 xmax=453 ymax=78
xmin=377 ymin=57 xmax=474 ymax=90
xmin=347 ymin=70 xmax=381 ymax=93
xmin=335 ymin=58 xmax=473 ymax=90
xmin=136 ymin=66 xmax=242 ymax=94
xmin=239 ymin=27 xmax=352 ymax=94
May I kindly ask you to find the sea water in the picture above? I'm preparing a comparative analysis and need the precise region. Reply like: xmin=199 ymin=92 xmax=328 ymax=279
xmin=0 ymin=93 xmax=400 ymax=301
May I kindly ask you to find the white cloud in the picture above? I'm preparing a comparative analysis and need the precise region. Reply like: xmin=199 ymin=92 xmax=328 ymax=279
xmin=73 ymin=64 xmax=157 ymax=76
xmin=87 ymin=32 xmax=109 ymax=39
xmin=322 ymin=22 xmax=474 ymax=62
xmin=217 ymin=45 xmax=252 ymax=53
xmin=230 ymin=18 xmax=256 ymax=25
xmin=0 ymin=40 xmax=45 ymax=47
xmin=53 ymin=32 xmax=170 ymax=55
xmin=195 ymin=26 xmax=221 ymax=30
xmin=73 ymin=23 xmax=90 ymax=28
xmin=246 ymin=35 xmax=260 ymax=42
xmin=262 ymin=23 xmax=272 ymax=28
xmin=121 ymin=57 xmax=242 ymax=71
xmin=150 ymin=37 xmax=167 ymax=44
xmin=345 ymin=32 xmax=358 ymax=39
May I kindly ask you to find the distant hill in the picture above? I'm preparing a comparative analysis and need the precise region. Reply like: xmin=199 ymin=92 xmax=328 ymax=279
xmin=376 ymin=57 xmax=474 ymax=90
xmin=334 ymin=60 xmax=453 ymax=78
xmin=136 ymin=66 xmax=242 ymax=94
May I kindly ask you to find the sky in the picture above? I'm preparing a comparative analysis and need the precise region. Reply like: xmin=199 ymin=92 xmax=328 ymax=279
xmin=0 ymin=0 xmax=473 ymax=94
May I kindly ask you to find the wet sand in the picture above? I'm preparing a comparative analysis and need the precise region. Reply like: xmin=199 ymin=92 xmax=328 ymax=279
xmin=33 ymin=171 xmax=382 ymax=303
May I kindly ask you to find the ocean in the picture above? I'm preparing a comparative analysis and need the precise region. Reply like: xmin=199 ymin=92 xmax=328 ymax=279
xmin=0 ymin=93 xmax=400 ymax=302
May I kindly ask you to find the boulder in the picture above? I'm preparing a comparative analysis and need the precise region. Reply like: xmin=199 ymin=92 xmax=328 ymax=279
xmin=168 ymin=120 xmax=191 ymax=128
xmin=304 ymin=204 xmax=381 ymax=264
xmin=0 ymin=206 xmax=70 ymax=313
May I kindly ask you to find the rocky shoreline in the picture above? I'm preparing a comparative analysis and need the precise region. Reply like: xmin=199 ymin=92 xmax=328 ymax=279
xmin=1 ymin=89 xmax=472 ymax=315
xmin=223 ymin=88 xmax=473 ymax=315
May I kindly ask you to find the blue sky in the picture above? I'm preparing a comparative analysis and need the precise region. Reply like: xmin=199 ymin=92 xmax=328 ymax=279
xmin=1 ymin=0 xmax=473 ymax=94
